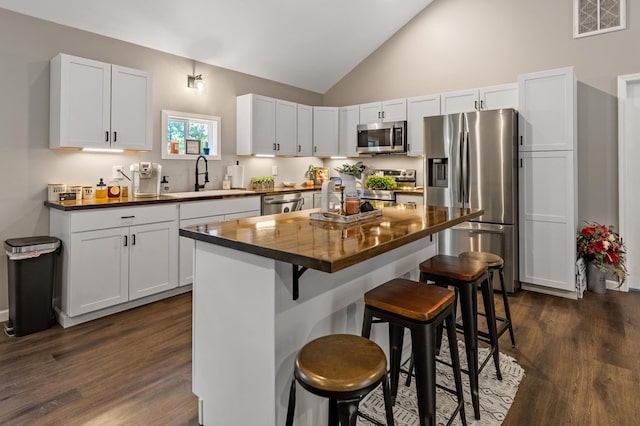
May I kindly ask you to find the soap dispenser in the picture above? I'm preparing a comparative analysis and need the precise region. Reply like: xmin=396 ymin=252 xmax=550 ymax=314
xmin=95 ymin=178 xmax=107 ymax=199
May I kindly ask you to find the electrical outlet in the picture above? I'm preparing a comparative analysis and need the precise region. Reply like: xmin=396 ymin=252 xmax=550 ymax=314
xmin=272 ymin=165 xmax=278 ymax=176
xmin=112 ymin=165 xmax=123 ymax=179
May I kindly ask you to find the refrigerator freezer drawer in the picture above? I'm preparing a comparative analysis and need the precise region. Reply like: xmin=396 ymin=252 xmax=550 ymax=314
xmin=438 ymin=222 xmax=519 ymax=293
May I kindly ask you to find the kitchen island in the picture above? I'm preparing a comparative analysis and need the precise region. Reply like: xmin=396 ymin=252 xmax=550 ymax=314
xmin=179 ymin=204 xmax=482 ymax=425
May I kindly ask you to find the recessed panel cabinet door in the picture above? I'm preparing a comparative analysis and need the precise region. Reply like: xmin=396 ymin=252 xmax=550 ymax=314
xmin=519 ymin=150 xmax=576 ymax=291
xmin=110 ymin=65 xmax=153 ymax=151
xmin=129 ymin=221 xmax=178 ymax=300
xmin=69 ymin=228 xmax=129 ymax=316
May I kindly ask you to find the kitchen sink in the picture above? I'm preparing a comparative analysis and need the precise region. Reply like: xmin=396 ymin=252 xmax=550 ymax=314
xmin=163 ymin=189 xmax=256 ymax=199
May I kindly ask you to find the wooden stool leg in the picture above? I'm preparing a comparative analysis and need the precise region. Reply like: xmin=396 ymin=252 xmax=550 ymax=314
xmin=388 ymin=322 xmax=405 ymax=403
xmin=445 ymin=309 xmax=467 ymax=426
xmin=481 ymin=274 xmax=502 ymax=381
xmin=381 ymin=373 xmax=396 ymax=426
xmin=285 ymin=378 xmax=296 ymax=426
xmin=336 ymin=398 xmax=360 ymax=426
xmin=458 ymin=281 xmax=480 ymax=420
xmin=499 ymin=267 xmax=516 ymax=347
xmin=410 ymin=324 xmax=436 ymax=426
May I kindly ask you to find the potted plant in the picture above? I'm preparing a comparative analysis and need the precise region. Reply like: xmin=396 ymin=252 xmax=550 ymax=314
xmin=577 ymin=222 xmax=627 ymax=293
xmin=306 ymin=165 xmax=328 ymax=185
xmin=365 ymin=175 xmax=398 ymax=190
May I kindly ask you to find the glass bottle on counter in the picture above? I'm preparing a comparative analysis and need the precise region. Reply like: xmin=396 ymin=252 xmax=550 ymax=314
xmin=107 ymin=178 xmax=121 ymax=198
xmin=95 ymin=178 xmax=107 ymax=199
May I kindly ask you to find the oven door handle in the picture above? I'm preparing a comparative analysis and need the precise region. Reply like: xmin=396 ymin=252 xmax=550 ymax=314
xmin=263 ymin=198 xmax=303 ymax=205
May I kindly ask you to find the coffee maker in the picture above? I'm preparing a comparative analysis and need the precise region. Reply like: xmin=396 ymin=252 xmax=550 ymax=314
xmin=130 ymin=162 xmax=162 ymax=197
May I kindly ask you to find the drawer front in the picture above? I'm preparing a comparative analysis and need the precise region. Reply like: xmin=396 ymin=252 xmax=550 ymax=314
xmin=179 ymin=196 xmax=261 ymax=219
xmin=70 ymin=204 xmax=178 ymax=232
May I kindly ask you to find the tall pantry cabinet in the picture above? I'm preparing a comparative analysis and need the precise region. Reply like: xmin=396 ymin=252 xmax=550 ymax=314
xmin=518 ymin=67 xmax=578 ymax=297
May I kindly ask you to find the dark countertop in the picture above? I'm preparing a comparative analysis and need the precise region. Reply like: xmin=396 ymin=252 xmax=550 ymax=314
xmin=44 ymin=185 xmax=322 ymax=211
xmin=179 ymin=204 xmax=482 ymax=273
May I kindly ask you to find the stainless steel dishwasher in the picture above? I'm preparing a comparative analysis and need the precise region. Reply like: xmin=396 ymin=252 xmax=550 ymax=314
xmin=261 ymin=192 xmax=303 ymax=215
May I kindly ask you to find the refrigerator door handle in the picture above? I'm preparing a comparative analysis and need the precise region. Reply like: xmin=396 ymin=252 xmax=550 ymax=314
xmin=464 ymin=131 xmax=470 ymax=204
xmin=457 ymin=130 xmax=464 ymax=204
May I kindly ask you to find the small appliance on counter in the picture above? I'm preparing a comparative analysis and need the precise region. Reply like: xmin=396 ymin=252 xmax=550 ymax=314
xmin=130 ymin=162 xmax=161 ymax=197
xmin=360 ymin=168 xmax=416 ymax=207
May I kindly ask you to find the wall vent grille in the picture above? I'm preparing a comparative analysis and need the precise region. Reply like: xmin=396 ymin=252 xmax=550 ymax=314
xmin=574 ymin=0 xmax=626 ymax=38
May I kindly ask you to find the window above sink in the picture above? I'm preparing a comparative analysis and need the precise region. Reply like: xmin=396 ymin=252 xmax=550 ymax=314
xmin=161 ymin=110 xmax=221 ymax=160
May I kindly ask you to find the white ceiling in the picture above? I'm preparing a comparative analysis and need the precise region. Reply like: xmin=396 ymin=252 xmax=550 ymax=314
xmin=0 ymin=0 xmax=433 ymax=93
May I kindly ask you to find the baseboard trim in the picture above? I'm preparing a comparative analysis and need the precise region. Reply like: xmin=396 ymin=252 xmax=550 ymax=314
xmin=55 ymin=285 xmax=192 ymax=328
xmin=521 ymin=283 xmax=579 ymax=300
xmin=0 ymin=309 xmax=8 ymax=323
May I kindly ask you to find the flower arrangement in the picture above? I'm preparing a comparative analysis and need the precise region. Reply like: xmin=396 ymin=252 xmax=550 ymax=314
xmin=577 ymin=222 xmax=627 ymax=283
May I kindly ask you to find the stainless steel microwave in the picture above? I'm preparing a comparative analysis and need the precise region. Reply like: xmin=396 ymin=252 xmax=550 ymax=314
xmin=356 ymin=121 xmax=407 ymax=154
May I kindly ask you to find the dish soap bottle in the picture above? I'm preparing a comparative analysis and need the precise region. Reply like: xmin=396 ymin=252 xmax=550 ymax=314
xmin=95 ymin=178 xmax=107 ymax=199
xmin=160 ymin=176 xmax=170 ymax=194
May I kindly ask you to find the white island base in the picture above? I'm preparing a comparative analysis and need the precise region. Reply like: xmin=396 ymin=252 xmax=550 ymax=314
xmin=192 ymin=236 xmax=436 ymax=425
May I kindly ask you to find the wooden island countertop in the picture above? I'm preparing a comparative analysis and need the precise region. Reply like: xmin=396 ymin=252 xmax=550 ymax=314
xmin=179 ymin=204 xmax=482 ymax=273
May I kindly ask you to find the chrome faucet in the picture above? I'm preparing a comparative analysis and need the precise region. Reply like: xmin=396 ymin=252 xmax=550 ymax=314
xmin=194 ymin=155 xmax=209 ymax=191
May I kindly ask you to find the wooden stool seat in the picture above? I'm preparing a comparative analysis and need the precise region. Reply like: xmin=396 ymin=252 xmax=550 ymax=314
xmin=363 ymin=278 xmax=466 ymax=426
xmin=295 ymin=334 xmax=387 ymax=393
xmin=364 ymin=278 xmax=455 ymax=321
xmin=459 ymin=251 xmax=504 ymax=268
xmin=286 ymin=334 xmax=395 ymax=426
xmin=419 ymin=255 xmax=487 ymax=282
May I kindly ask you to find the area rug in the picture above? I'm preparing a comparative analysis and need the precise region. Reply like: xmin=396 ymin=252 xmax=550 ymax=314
xmin=357 ymin=337 xmax=525 ymax=426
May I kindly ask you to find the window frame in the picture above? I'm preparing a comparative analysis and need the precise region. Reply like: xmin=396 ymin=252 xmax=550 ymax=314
xmin=161 ymin=109 xmax=221 ymax=160
xmin=573 ymin=0 xmax=626 ymax=39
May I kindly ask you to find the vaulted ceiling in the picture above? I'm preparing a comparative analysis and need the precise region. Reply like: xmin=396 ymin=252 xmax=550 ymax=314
xmin=0 ymin=0 xmax=433 ymax=93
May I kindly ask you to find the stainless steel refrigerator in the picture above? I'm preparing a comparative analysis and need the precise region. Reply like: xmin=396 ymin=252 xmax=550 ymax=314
xmin=423 ymin=108 xmax=519 ymax=292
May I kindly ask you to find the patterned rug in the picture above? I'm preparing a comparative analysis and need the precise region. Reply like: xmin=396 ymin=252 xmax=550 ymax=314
xmin=357 ymin=337 xmax=525 ymax=425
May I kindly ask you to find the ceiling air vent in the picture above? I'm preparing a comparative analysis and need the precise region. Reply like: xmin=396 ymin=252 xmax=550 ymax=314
xmin=574 ymin=0 xmax=626 ymax=38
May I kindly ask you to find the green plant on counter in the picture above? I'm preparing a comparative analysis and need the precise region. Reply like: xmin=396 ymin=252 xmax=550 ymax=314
xmin=250 ymin=176 xmax=275 ymax=190
xmin=365 ymin=175 xmax=398 ymax=190
xmin=335 ymin=161 xmax=366 ymax=179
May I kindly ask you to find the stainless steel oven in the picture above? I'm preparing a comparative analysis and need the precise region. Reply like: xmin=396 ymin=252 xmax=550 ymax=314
xmin=261 ymin=192 xmax=303 ymax=215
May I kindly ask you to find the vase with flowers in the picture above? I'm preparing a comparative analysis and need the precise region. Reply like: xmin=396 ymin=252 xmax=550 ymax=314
xmin=576 ymin=222 xmax=627 ymax=293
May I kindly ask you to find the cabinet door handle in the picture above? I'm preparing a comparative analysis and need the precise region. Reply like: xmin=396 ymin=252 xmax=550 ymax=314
xmin=132 ymin=234 xmax=136 ymax=245
xmin=474 ymin=100 xmax=478 ymax=110
xmin=480 ymin=100 xmax=485 ymax=109
xmin=273 ymin=143 xmax=276 ymax=150
xmin=314 ymin=146 xmax=317 ymax=153
xmin=520 ymin=135 xmax=523 ymax=145
xmin=298 ymin=145 xmax=301 ymax=152
xmin=113 ymin=131 xmax=117 ymax=142
xmin=121 ymin=215 xmax=135 ymax=219
xmin=520 ymin=158 xmax=523 ymax=168
xmin=105 ymin=131 xmax=109 ymax=142
xmin=277 ymin=143 xmax=280 ymax=150
xmin=378 ymin=111 xmax=381 ymax=119
xmin=382 ymin=111 xmax=385 ymax=119
xmin=124 ymin=235 xmax=128 ymax=247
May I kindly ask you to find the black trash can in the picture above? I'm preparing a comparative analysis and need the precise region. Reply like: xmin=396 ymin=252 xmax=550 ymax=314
xmin=4 ymin=236 xmax=61 ymax=337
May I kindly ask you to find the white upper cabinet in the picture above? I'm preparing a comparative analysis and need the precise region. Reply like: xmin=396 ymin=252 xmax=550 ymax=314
xmin=518 ymin=67 xmax=576 ymax=151
xmin=441 ymin=83 xmax=518 ymax=114
xmin=50 ymin=53 xmax=152 ymax=151
xmin=296 ymin=104 xmax=313 ymax=156
xmin=339 ymin=105 xmax=359 ymax=157
xmin=313 ymin=106 xmax=339 ymax=157
xmin=359 ymin=98 xmax=407 ymax=124
xmin=406 ymin=94 xmax=440 ymax=156
xmin=237 ymin=94 xmax=298 ymax=156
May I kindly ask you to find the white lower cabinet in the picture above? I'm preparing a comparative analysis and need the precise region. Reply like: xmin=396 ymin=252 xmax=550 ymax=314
xmin=51 ymin=204 xmax=179 ymax=319
xmin=178 ymin=197 xmax=261 ymax=286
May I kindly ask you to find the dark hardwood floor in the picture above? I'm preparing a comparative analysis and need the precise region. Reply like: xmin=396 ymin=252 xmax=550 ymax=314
xmin=1 ymin=289 xmax=639 ymax=425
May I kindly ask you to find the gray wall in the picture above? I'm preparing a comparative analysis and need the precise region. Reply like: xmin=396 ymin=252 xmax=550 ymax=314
xmin=0 ymin=9 xmax=323 ymax=313
xmin=325 ymin=0 xmax=640 ymax=230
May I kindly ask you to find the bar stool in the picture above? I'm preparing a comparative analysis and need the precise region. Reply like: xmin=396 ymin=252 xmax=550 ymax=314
xmin=419 ymin=254 xmax=502 ymax=421
xmin=459 ymin=251 xmax=516 ymax=347
xmin=362 ymin=278 xmax=466 ymax=426
xmin=285 ymin=334 xmax=395 ymax=426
